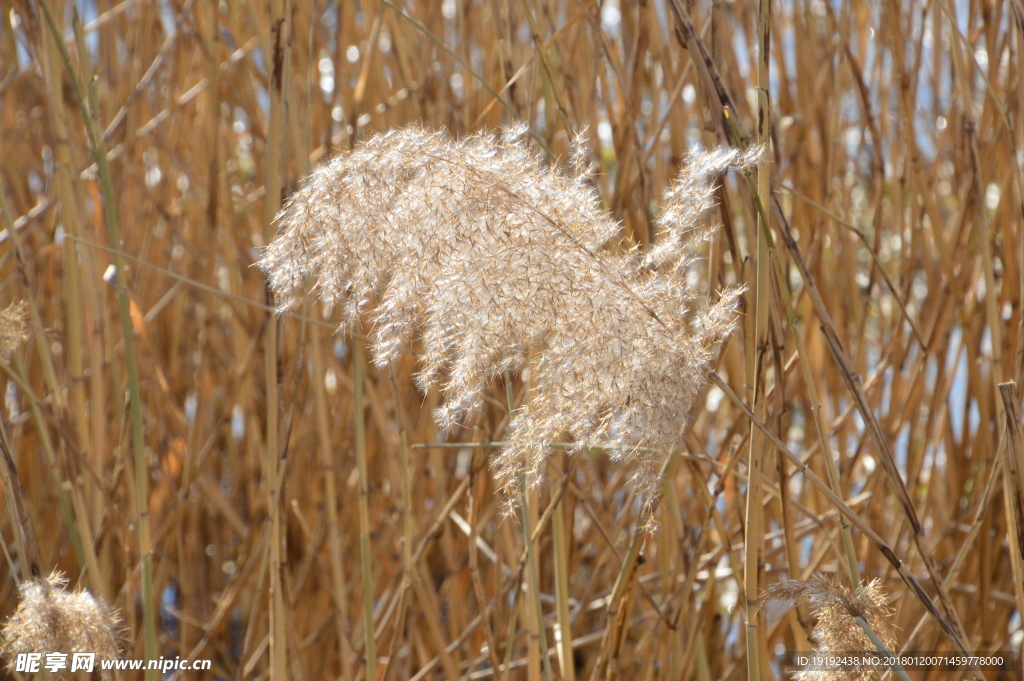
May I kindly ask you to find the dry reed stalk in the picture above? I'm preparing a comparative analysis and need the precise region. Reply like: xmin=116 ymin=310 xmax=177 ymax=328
xmin=312 ymin=319 xmax=356 ymax=681
xmin=262 ymin=0 xmax=291 ymax=679
xmin=466 ymin=473 xmax=505 ymax=681
xmin=549 ymin=446 xmax=575 ymax=681
xmin=670 ymin=0 xmax=975 ymax=656
xmin=23 ymin=0 xmax=105 ymax=597
xmin=6 ymin=356 xmax=98 ymax=580
xmin=506 ymin=372 xmax=549 ymax=681
xmin=36 ymin=5 xmax=158 ymax=675
xmin=0 ymin=308 xmax=40 ymax=585
xmin=352 ymin=327 xmax=378 ymax=681
xmin=997 ymin=382 xmax=1024 ymax=615
xmin=0 ymin=320 xmax=82 ymax=574
xmin=900 ymin=438 xmax=1006 ymax=652
xmin=709 ymin=370 xmax=974 ymax=652
xmin=743 ymin=1 xmax=773 ymax=679
xmin=42 ymin=7 xmax=100 ymax=570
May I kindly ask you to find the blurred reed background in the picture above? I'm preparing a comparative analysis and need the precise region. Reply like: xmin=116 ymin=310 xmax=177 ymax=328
xmin=0 ymin=0 xmax=1022 ymax=679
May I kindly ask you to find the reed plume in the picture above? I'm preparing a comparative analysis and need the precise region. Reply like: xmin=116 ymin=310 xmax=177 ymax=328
xmin=763 ymin=575 xmax=898 ymax=681
xmin=1 ymin=570 xmax=120 ymax=674
xmin=0 ymin=302 xmax=29 ymax=360
xmin=260 ymin=125 xmax=752 ymax=498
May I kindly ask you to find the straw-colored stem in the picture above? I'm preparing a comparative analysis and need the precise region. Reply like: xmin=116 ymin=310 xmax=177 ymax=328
xmin=354 ymin=328 xmax=378 ymax=680
xmin=742 ymin=171 xmax=863 ymax=589
xmin=263 ymin=1 xmax=292 ymax=678
xmin=312 ymin=321 xmax=356 ymax=681
xmin=11 ymin=36 xmax=68 ymax=419
xmin=504 ymin=371 xmax=552 ymax=681
xmin=710 ymin=371 xmax=973 ymax=656
xmin=695 ymin=630 xmax=713 ymax=681
xmin=467 ymin=480 xmax=506 ymax=681
xmin=378 ymin=0 xmax=553 ymax=158
xmin=0 ymin=421 xmax=40 ymax=581
xmin=386 ymin=368 xmax=415 ymax=681
xmin=743 ymin=0 xmax=771 ymax=677
xmin=740 ymin=158 xmax=863 ymax=589
xmin=8 ymin=357 xmax=105 ymax=581
xmin=523 ymin=489 xmax=552 ymax=681
xmin=3 ymin=181 xmax=109 ymax=601
xmin=550 ymin=448 xmax=576 ymax=681
xmin=38 ymin=4 xmax=157 ymax=673
xmin=672 ymin=0 xmax=971 ymax=650
xmin=997 ymin=383 xmax=1024 ymax=618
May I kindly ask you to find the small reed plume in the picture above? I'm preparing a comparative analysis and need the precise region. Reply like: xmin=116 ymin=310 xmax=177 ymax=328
xmin=1 ymin=571 xmax=120 ymax=673
xmin=0 ymin=301 xmax=29 ymax=360
xmin=763 ymin=575 xmax=898 ymax=681
xmin=260 ymin=125 xmax=752 ymax=499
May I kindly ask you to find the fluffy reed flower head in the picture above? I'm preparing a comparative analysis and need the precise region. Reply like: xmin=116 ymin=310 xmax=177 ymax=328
xmin=762 ymin=575 xmax=898 ymax=681
xmin=260 ymin=125 xmax=751 ymax=499
xmin=0 ymin=301 xmax=29 ymax=359
xmin=1 ymin=571 xmax=120 ymax=673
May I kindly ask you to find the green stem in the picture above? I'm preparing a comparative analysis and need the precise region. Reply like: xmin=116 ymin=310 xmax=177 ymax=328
xmin=38 ymin=3 xmax=158 ymax=674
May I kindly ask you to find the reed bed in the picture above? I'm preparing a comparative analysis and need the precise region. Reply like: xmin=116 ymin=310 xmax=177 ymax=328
xmin=0 ymin=0 xmax=1021 ymax=680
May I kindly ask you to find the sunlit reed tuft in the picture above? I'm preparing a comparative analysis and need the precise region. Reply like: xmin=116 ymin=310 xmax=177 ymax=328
xmin=0 ymin=302 xmax=29 ymax=360
xmin=763 ymin=575 xmax=898 ymax=681
xmin=1 ymin=571 xmax=120 ymax=676
xmin=260 ymin=125 xmax=751 ymax=498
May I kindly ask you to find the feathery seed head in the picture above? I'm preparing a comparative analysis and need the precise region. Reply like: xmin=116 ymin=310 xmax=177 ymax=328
xmin=762 ymin=575 xmax=898 ymax=681
xmin=0 ymin=301 xmax=29 ymax=360
xmin=260 ymin=126 xmax=749 ymax=501
xmin=1 ymin=571 xmax=120 ymax=675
